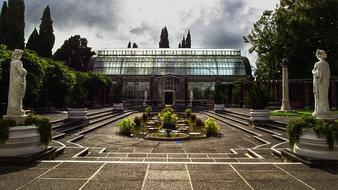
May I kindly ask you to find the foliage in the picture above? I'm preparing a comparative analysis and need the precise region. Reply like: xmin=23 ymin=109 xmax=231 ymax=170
xmin=25 ymin=114 xmax=52 ymax=149
xmin=244 ymin=0 xmax=338 ymax=80
xmin=132 ymin=43 xmax=138 ymax=48
xmin=185 ymin=108 xmax=192 ymax=117
xmin=158 ymin=106 xmax=178 ymax=130
xmin=186 ymin=30 xmax=191 ymax=48
xmin=159 ymin=26 xmax=170 ymax=48
xmin=111 ymin=83 xmax=122 ymax=103
xmin=190 ymin=114 xmax=196 ymax=122
xmin=117 ymin=118 xmax=135 ymax=136
xmin=0 ymin=0 xmax=25 ymax=49
xmin=246 ymin=82 xmax=270 ymax=109
xmin=54 ymin=35 xmax=95 ymax=72
xmin=26 ymin=28 xmax=39 ymax=53
xmin=0 ymin=119 xmax=16 ymax=144
xmin=127 ymin=42 xmax=131 ymax=48
xmin=287 ymin=116 xmax=338 ymax=151
xmin=214 ymin=83 xmax=227 ymax=104
xmin=145 ymin=106 xmax=153 ymax=117
xmin=134 ymin=116 xmax=141 ymax=128
xmin=142 ymin=113 xmax=148 ymax=122
xmin=70 ymin=72 xmax=89 ymax=108
xmin=36 ymin=6 xmax=55 ymax=58
xmin=195 ymin=118 xmax=204 ymax=127
xmin=204 ymin=118 xmax=220 ymax=137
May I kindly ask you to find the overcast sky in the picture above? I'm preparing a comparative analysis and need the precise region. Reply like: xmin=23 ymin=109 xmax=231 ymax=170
xmin=23 ymin=0 xmax=278 ymax=65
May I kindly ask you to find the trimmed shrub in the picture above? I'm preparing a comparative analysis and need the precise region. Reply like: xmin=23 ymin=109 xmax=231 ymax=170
xmin=145 ymin=106 xmax=153 ymax=117
xmin=204 ymin=118 xmax=220 ymax=137
xmin=246 ymin=82 xmax=270 ymax=109
xmin=185 ymin=108 xmax=192 ymax=117
xmin=25 ymin=114 xmax=52 ymax=150
xmin=118 ymin=118 xmax=135 ymax=136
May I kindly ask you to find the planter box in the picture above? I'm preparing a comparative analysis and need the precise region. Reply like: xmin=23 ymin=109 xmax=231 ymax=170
xmin=249 ymin=109 xmax=270 ymax=121
xmin=294 ymin=131 xmax=338 ymax=160
xmin=213 ymin=104 xmax=225 ymax=112
xmin=67 ymin=108 xmax=88 ymax=120
xmin=0 ymin=126 xmax=42 ymax=157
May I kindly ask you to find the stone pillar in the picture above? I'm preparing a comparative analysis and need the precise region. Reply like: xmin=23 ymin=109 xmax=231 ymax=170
xmin=280 ymin=59 xmax=291 ymax=111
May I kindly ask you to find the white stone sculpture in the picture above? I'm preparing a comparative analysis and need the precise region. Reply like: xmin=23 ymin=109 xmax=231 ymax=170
xmin=143 ymin=91 xmax=148 ymax=106
xmin=189 ymin=91 xmax=193 ymax=106
xmin=6 ymin=49 xmax=27 ymax=117
xmin=312 ymin=49 xmax=331 ymax=119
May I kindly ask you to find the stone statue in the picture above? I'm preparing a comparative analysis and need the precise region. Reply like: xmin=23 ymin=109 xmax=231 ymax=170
xmin=189 ymin=91 xmax=193 ymax=106
xmin=312 ymin=49 xmax=330 ymax=118
xmin=143 ymin=91 xmax=147 ymax=106
xmin=6 ymin=49 xmax=27 ymax=117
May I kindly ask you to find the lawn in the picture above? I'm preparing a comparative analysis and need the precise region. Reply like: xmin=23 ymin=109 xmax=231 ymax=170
xmin=270 ymin=110 xmax=338 ymax=117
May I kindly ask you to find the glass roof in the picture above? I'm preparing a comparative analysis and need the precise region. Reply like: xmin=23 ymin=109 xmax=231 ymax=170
xmin=93 ymin=49 xmax=248 ymax=76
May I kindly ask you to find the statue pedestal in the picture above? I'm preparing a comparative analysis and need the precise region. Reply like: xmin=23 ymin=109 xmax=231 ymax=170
xmin=280 ymin=99 xmax=291 ymax=111
xmin=3 ymin=115 xmax=28 ymax=125
xmin=312 ymin=112 xmax=336 ymax=120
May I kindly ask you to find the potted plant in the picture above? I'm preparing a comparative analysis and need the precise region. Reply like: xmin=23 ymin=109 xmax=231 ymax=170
xmin=145 ymin=106 xmax=153 ymax=118
xmin=213 ymin=83 xmax=226 ymax=112
xmin=67 ymin=73 xmax=88 ymax=122
xmin=246 ymin=82 xmax=270 ymax=121
xmin=204 ymin=118 xmax=220 ymax=137
xmin=117 ymin=118 xmax=135 ymax=136
xmin=158 ymin=106 xmax=178 ymax=130
xmin=288 ymin=116 xmax=338 ymax=160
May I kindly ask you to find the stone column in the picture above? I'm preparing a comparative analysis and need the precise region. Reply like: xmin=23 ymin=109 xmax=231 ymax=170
xmin=280 ymin=59 xmax=291 ymax=111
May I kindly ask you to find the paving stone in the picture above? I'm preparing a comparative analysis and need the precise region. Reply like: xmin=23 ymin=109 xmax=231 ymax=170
xmin=94 ymin=170 xmax=146 ymax=180
xmin=283 ymin=170 xmax=338 ymax=180
xmin=149 ymin=163 xmax=186 ymax=170
xmin=246 ymin=180 xmax=311 ymax=190
xmin=107 ymin=153 xmax=128 ymax=158
xmin=120 ymin=158 xmax=144 ymax=161
xmin=168 ymin=158 xmax=191 ymax=162
xmin=303 ymin=179 xmax=338 ymax=190
xmin=21 ymin=179 xmax=85 ymax=190
xmin=238 ymin=170 xmax=293 ymax=181
xmin=168 ymin=154 xmax=188 ymax=158
xmin=214 ymin=158 xmax=239 ymax=162
xmin=148 ymin=153 xmax=167 ymax=158
xmin=55 ymin=162 xmax=103 ymax=170
xmin=144 ymin=158 xmax=167 ymax=162
xmin=191 ymin=158 xmax=214 ymax=162
xmin=0 ymin=168 xmax=47 ymax=180
xmin=147 ymin=170 xmax=189 ymax=181
xmin=187 ymin=154 xmax=208 ymax=158
xmin=192 ymin=180 xmax=250 ymax=190
xmin=189 ymin=170 xmax=241 ymax=181
xmin=41 ymin=168 xmax=97 ymax=179
xmin=233 ymin=164 xmax=280 ymax=171
xmin=82 ymin=180 xmax=143 ymax=190
xmin=143 ymin=180 xmax=192 ymax=190
xmin=187 ymin=164 xmax=232 ymax=171
xmin=127 ymin=153 xmax=148 ymax=158
xmin=0 ymin=179 xmax=32 ymax=190
xmin=102 ymin=163 xmax=148 ymax=171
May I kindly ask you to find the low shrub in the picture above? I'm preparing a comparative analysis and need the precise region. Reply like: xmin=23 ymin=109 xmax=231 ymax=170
xmin=185 ymin=108 xmax=192 ymax=117
xmin=0 ymin=119 xmax=16 ymax=144
xmin=25 ymin=114 xmax=52 ymax=150
xmin=134 ymin=116 xmax=141 ymax=128
xmin=195 ymin=118 xmax=204 ymax=127
xmin=118 ymin=118 xmax=135 ymax=136
xmin=204 ymin=118 xmax=220 ymax=137
xmin=145 ymin=106 xmax=153 ymax=117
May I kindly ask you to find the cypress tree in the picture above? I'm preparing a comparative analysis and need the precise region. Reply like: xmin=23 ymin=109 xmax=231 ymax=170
xmin=127 ymin=41 xmax=131 ymax=48
xmin=186 ymin=30 xmax=191 ymax=48
xmin=5 ymin=0 xmax=25 ymax=49
xmin=0 ymin=1 xmax=8 ymax=44
xmin=159 ymin=26 xmax=170 ymax=48
xmin=26 ymin=27 xmax=40 ymax=52
xmin=132 ymin=43 xmax=138 ymax=48
xmin=178 ymin=43 xmax=181 ymax=48
xmin=181 ymin=36 xmax=186 ymax=48
xmin=38 ymin=6 xmax=55 ymax=57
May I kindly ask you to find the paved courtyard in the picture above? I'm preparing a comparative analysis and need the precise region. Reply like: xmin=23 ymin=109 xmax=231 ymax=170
xmin=1 ymin=109 xmax=338 ymax=190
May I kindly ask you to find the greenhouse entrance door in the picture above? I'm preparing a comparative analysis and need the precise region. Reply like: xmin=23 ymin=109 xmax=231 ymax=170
xmin=164 ymin=91 xmax=174 ymax=105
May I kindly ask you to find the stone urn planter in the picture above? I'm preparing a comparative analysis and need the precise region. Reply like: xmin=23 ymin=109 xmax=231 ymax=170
xmin=294 ymin=131 xmax=338 ymax=160
xmin=249 ymin=109 xmax=270 ymax=121
xmin=213 ymin=104 xmax=225 ymax=112
xmin=67 ymin=108 xmax=88 ymax=120
xmin=0 ymin=126 xmax=42 ymax=157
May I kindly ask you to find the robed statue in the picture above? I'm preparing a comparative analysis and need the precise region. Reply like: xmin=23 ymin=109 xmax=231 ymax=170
xmin=6 ymin=49 xmax=27 ymax=116
xmin=312 ymin=49 xmax=330 ymax=118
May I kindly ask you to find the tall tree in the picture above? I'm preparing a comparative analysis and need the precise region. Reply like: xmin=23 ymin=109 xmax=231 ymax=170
xmin=186 ymin=30 xmax=191 ymax=48
xmin=5 ymin=0 xmax=25 ymax=49
xmin=0 ymin=1 xmax=8 ymax=45
xmin=181 ymin=36 xmax=186 ymax=48
xmin=178 ymin=43 xmax=181 ymax=48
xmin=132 ymin=42 xmax=138 ymax=48
xmin=127 ymin=41 xmax=131 ymax=48
xmin=26 ymin=27 xmax=39 ymax=52
xmin=244 ymin=0 xmax=338 ymax=80
xmin=37 ymin=6 xmax=55 ymax=57
xmin=159 ymin=26 xmax=170 ymax=48
xmin=54 ymin=35 xmax=95 ymax=72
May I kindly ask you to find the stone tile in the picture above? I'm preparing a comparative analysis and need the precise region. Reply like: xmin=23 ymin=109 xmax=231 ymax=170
xmin=192 ymin=180 xmax=249 ymax=190
xmin=147 ymin=170 xmax=189 ymax=181
xmin=168 ymin=159 xmax=191 ymax=162
xmin=94 ymin=170 xmax=146 ymax=180
xmin=148 ymin=153 xmax=167 ymax=158
xmin=117 ymin=148 xmax=135 ymax=153
xmin=303 ymin=179 xmax=338 ymax=190
xmin=107 ymin=153 xmax=128 ymax=158
xmin=237 ymin=158 xmax=263 ymax=162
xmin=120 ymin=158 xmax=144 ymax=161
xmin=41 ymin=169 xmax=97 ymax=179
xmin=0 ymin=179 xmax=31 ymax=190
xmin=127 ymin=153 xmax=148 ymax=158
xmin=187 ymin=154 xmax=208 ymax=158
xmin=285 ymin=170 xmax=338 ymax=180
xmin=168 ymin=154 xmax=188 ymax=158
xmin=187 ymin=164 xmax=232 ymax=171
xmin=144 ymin=158 xmax=167 ymax=162
xmin=82 ymin=180 xmax=143 ymax=190
xmin=233 ymin=164 xmax=279 ymax=171
xmin=21 ymin=179 xmax=85 ymax=190
xmin=189 ymin=170 xmax=241 ymax=181
xmin=207 ymin=153 xmax=227 ymax=158
xmin=246 ymin=180 xmax=311 ymax=190
xmin=238 ymin=170 xmax=293 ymax=181
xmin=191 ymin=159 xmax=214 ymax=162
xmin=102 ymin=163 xmax=148 ymax=171
xmin=214 ymin=158 xmax=239 ymax=162
xmin=143 ymin=180 xmax=192 ymax=190
xmin=0 ymin=168 xmax=47 ymax=180
xmin=149 ymin=163 xmax=186 ymax=170
xmin=55 ymin=162 xmax=103 ymax=170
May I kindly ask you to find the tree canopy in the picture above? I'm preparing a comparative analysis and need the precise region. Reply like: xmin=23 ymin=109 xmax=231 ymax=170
xmin=159 ymin=27 xmax=170 ymax=48
xmin=244 ymin=0 xmax=338 ymax=80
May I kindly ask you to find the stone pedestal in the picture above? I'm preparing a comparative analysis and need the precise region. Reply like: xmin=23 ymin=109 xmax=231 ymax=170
xmin=3 ymin=115 xmax=28 ymax=125
xmin=280 ymin=61 xmax=291 ymax=111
